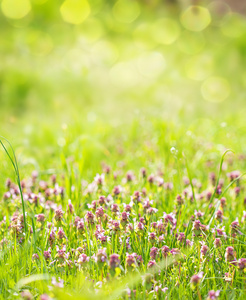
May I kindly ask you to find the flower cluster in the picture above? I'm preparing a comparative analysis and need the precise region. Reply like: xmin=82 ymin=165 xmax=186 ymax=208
xmin=1 ymin=162 xmax=246 ymax=299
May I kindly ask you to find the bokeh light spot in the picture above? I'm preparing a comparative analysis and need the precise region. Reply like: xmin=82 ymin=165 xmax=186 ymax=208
xmin=60 ymin=0 xmax=90 ymax=25
xmin=180 ymin=6 xmax=211 ymax=32
xmin=76 ymin=18 xmax=104 ymax=42
xmin=113 ymin=0 xmax=140 ymax=24
xmin=1 ymin=0 xmax=31 ymax=19
xmin=151 ymin=18 xmax=180 ymax=45
xmin=201 ymin=76 xmax=230 ymax=103
xmin=208 ymin=1 xmax=231 ymax=26
xmin=133 ymin=23 xmax=156 ymax=49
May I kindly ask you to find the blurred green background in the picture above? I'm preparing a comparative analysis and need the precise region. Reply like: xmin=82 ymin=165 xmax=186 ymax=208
xmin=1 ymin=0 xmax=246 ymax=122
xmin=0 ymin=0 xmax=246 ymax=186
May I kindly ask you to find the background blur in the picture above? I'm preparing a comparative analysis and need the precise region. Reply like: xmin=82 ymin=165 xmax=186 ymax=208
xmin=0 ymin=0 xmax=246 ymax=182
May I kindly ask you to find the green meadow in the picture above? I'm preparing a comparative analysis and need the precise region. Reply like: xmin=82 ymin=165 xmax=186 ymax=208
xmin=1 ymin=1 xmax=246 ymax=299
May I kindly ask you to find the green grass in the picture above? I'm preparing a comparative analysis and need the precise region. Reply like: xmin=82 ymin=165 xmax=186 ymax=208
xmin=1 ymin=117 xmax=246 ymax=299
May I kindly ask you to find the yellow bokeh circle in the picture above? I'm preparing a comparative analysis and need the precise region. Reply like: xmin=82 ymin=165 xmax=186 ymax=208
xmin=151 ymin=18 xmax=180 ymax=45
xmin=113 ymin=0 xmax=140 ymax=23
xmin=60 ymin=0 xmax=90 ymax=25
xmin=201 ymin=76 xmax=230 ymax=103
xmin=180 ymin=6 xmax=211 ymax=32
xmin=221 ymin=13 xmax=246 ymax=39
xmin=1 ymin=0 xmax=31 ymax=19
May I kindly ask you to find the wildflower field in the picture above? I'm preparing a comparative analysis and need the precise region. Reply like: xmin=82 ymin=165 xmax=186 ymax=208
xmin=1 ymin=1 xmax=246 ymax=299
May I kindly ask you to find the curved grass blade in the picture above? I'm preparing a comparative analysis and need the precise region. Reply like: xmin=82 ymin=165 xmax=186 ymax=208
xmin=0 ymin=136 xmax=27 ymax=233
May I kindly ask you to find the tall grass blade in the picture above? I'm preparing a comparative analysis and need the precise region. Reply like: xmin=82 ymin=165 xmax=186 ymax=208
xmin=0 ymin=136 xmax=27 ymax=233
